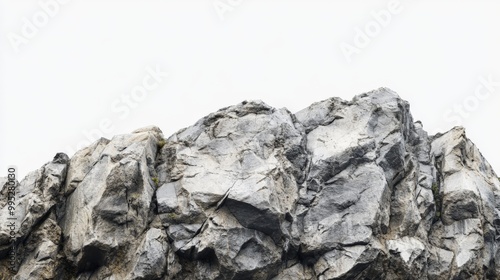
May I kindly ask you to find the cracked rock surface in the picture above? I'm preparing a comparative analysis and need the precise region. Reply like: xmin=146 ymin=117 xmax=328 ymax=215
xmin=1 ymin=88 xmax=499 ymax=279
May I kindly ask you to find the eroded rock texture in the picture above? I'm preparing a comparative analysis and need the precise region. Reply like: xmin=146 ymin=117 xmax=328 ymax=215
xmin=1 ymin=88 xmax=499 ymax=279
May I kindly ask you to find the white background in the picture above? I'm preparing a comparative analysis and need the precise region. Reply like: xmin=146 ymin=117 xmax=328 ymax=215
xmin=1 ymin=0 xmax=499 ymax=179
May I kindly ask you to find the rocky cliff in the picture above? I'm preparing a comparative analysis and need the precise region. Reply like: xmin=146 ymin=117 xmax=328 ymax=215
xmin=1 ymin=88 xmax=499 ymax=280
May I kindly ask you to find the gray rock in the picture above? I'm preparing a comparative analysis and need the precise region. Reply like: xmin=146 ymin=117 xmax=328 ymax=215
xmin=271 ymin=263 xmax=314 ymax=280
xmin=64 ymin=137 xmax=110 ymax=196
xmin=3 ymin=89 xmax=500 ymax=280
xmin=60 ymin=127 xmax=162 ymax=276
xmin=430 ymin=127 xmax=500 ymax=279
xmin=0 ymin=153 xmax=68 ymax=269
xmin=13 ymin=215 xmax=61 ymax=280
xmin=127 ymin=228 xmax=169 ymax=280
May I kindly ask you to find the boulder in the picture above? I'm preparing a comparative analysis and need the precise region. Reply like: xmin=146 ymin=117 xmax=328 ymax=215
xmin=2 ymin=89 xmax=499 ymax=279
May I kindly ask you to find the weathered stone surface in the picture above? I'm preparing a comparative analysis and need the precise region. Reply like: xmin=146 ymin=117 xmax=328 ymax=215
xmin=60 ymin=127 xmax=163 ymax=278
xmin=127 ymin=228 xmax=169 ymax=280
xmin=2 ymin=88 xmax=500 ymax=279
xmin=13 ymin=215 xmax=61 ymax=280
xmin=429 ymin=127 xmax=500 ymax=279
xmin=64 ymin=137 xmax=110 ymax=196
xmin=0 ymin=153 xmax=69 ymax=273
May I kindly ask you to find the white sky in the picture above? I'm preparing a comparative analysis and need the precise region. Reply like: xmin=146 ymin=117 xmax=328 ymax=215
xmin=1 ymin=0 xmax=499 ymax=179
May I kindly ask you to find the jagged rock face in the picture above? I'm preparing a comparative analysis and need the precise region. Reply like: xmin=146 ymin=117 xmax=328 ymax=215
xmin=429 ymin=128 xmax=500 ymax=279
xmin=1 ymin=88 xmax=499 ymax=279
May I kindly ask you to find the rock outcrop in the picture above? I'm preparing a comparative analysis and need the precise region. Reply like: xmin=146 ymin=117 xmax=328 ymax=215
xmin=1 ymin=88 xmax=499 ymax=279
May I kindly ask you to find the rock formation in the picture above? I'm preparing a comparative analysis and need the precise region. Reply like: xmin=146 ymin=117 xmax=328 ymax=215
xmin=1 ymin=88 xmax=499 ymax=279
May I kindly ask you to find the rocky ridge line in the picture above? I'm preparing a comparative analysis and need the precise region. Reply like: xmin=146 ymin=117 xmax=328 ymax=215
xmin=1 ymin=88 xmax=499 ymax=279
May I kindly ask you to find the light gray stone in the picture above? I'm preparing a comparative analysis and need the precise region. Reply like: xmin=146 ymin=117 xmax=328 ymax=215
xmin=127 ymin=228 xmax=169 ymax=280
xmin=4 ymin=90 xmax=500 ymax=279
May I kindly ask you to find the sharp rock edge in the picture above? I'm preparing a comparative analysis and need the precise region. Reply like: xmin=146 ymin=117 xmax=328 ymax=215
xmin=1 ymin=88 xmax=499 ymax=280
